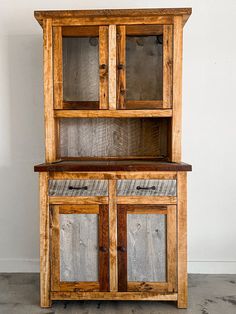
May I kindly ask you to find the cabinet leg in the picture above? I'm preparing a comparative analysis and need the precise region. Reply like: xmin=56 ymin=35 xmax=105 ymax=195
xmin=177 ymin=172 xmax=188 ymax=309
xmin=39 ymin=172 xmax=51 ymax=307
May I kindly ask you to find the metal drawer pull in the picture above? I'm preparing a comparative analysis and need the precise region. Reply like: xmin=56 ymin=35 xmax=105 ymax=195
xmin=136 ymin=186 xmax=156 ymax=191
xmin=68 ymin=186 xmax=88 ymax=190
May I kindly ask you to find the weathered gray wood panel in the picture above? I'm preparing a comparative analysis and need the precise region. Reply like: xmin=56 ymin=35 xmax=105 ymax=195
xmin=117 ymin=180 xmax=176 ymax=196
xmin=63 ymin=37 xmax=99 ymax=101
xmin=127 ymin=214 xmax=166 ymax=282
xmin=60 ymin=214 xmax=99 ymax=282
xmin=59 ymin=118 xmax=168 ymax=158
xmin=126 ymin=36 xmax=163 ymax=100
xmin=49 ymin=180 xmax=108 ymax=196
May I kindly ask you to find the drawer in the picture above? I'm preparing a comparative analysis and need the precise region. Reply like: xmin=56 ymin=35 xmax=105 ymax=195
xmin=117 ymin=179 xmax=176 ymax=196
xmin=49 ymin=180 xmax=108 ymax=196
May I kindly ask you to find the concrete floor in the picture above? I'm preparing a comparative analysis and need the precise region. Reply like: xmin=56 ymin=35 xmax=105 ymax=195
xmin=0 ymin=274 xmax=235 ymax=314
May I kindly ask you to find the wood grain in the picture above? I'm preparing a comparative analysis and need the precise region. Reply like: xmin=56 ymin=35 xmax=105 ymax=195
xmin=99 ymin=205 xmax=109 ymax=291
xmin=59 ymin=118 xmax=168 ymax=158
xmin=177 ymin=172 xmax=188 ymax=308
xmin=172 ymin=16 xmax=183 ymax=162
xmin=128 ymin=282 xmax=168 ymax=292
xmin=49 ymin=171 xmax=177 ymax=180
xmin=39 ymin=172 xmax=51 ymax=307
xmin=117 ymin=25 xmax=126 ymax=109
xmin=117 ymin=196 xmax=177 ymax=205
xmin=117 ymin=179 xmax=176 ymax=196
xmin=63 ymin=37 xmax=99 ymax=103
xmin=99 ymin=26 xmax=109 ymax=109
xmin=51 ymin=291 xmax=178 ymax=301
xmin=35 ymin=160 xmax=192 ymax=172
xmin=60 ymin=213 xmax=99 ymax=282
xmin=53 ymin=27 xmax=63 ymax=109
xmin=109 ymin=25 xmax=117 ymax=109
xmin=49 ymin=196 xmax=108 ymax=205
xmin=167 ymin=205 xmax=177 ymax=292
xmin=49 ymin=179 xmax=108 ymax=196
xmin=51 ymin=206 xmax=60 ymax=291
xmin=117 ymin=205 xmax=127 ymax=291
xmin=163 ymin=25 xmax=173 ymax=108
xmin=54 ymin=109 xmax=173 ymax=118
xmin=43 ymin=19 xmax=57 ymax=162
xmin=127 ymin=213 xmax=166 ymax=282
xmin=109 ymin=180 xmax=117 ymax=291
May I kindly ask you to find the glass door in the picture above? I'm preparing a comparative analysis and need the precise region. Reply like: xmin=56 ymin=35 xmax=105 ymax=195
xmin=117 ymin=204 xmax=176 ymax=292
xmin=117 ymin=25 xmax=173 ymax=109
xmin=53 ymin=26 xmax=109 ymax=110
xmin=50 ymin=204 xmax=109 ymax=292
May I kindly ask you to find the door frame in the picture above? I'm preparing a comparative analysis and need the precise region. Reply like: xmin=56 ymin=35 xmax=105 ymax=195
xmin=117 ymin=204 xmax=176 ymax=292
xmin=50 ymin=204 xmax=109 ymax=292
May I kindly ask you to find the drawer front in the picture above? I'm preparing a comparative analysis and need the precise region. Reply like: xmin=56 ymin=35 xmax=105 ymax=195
xmin=117 ymin=180 xmax=176 ymax=196
xmin=49 ymin=180 xmax=108 ymax=196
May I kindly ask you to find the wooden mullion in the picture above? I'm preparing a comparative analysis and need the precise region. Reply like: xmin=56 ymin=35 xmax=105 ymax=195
xmin=172 ymin=16 xmax=183 ymax=162
xmin=109 ymin=180 xmax=118 ymax=291
xmin=39 ymin=172 xmax=51 ymax=307
xmin=99 ymin=26 xmax=109 ymax=109
xmin=177 ymin=172 xmax=188 ymax=308
xmin=117 ymin=205 xmax=127 ymax=292
xmin=50 ymin=206 xmax=60 ymax=291
xmin=163 ymin=25 xmax=173 ymax=109
xmin=43 ymin=19 xmax=57 ymax=162
xmin=53 ymin=26 xmax=63 ymax=109
xmin=108 ymin=25 xmax=117 ymax=109
xmin=167 ymin=205 xmax=177 ymax=292
xmin=99 ymin=204 xmax=109 ymax=291
xmin=117 ymin=25 xmax=126 ymax=109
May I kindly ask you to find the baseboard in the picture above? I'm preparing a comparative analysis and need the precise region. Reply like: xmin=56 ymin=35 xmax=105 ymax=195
xmin=0 ymin=258 xmax=39 ymax=272
xmin=188 ymin=261 xmax=236 ymax=274
xmin=0 ymin=259 xmax=236 ymax=274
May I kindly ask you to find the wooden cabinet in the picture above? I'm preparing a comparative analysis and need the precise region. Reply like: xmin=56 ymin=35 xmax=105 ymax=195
xmin=34 ymin=8 xmax=192 ymax=309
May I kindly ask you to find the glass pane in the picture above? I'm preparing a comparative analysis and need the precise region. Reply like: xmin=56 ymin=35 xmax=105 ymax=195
xmin=126 ymin=35 xmax=163 ymax=100
xmin=63 ymin=37 xmax=99 ymax=101
xmin=60 ymin=214 xmax=98 ymax=282
xmin=127 ymin=214 xmax=166 ymax=282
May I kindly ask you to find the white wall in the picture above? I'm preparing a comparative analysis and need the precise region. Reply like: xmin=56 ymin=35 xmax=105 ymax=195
xmin=0 ymin=0 xmax=235 ymax=274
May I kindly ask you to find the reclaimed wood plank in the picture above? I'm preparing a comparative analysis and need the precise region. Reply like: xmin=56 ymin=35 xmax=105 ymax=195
xmin=99 ymin=26 xmax=109 ymax=109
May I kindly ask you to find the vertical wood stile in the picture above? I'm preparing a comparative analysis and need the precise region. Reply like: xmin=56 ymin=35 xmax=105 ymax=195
xmin=51 ymin=206 xmax=60 ymax=291
xmin=108 ymin=25 xmax=117 ymax=110
xmin=99 ymin=26 xmax=109 ymax=109
xmin=117 ymin=25 xmax=126 ymax=109
xmin=167 ymin=205 xmax=177 ymax=292
xmin=177 ymin=172 xmax=187 ymax=308
xmin=39 ymin=172 xmax=51 ymax=307
xmin=53 ymin=27 xmax=63 ymax=109
xmin=43 ymin=19 xmax=57 ymax=162
xmin=172 ymin=16 xmax=183 ymax=162
xmin=117 ymin=205 xmax=127 ymax=292
xmin=163 ymin=25 xmax=173 ymax=109
xmin=99 ymin=205 xmax=110 ymax=291
xmin=109 ymin=180 xmax=117 ymax=291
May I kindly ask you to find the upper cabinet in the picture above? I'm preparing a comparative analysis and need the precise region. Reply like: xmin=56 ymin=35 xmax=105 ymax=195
xmin=52 ymin=24 xmax=173 ymax=111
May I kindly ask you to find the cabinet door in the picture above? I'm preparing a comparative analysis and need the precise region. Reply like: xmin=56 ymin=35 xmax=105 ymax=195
xmin=117 ymin=204 xmax=176 ymax=292
xmin=53 ymin=26 xmax=109 ymax=110
xmin=50 ymin=204 xmax=109 ymax=292
xmin=117 ymin=25 xmax=173 ymax=109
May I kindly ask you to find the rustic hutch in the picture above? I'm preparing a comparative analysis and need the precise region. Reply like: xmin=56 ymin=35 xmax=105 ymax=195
xmin=34 ymin=8 xmax=192 ymax=309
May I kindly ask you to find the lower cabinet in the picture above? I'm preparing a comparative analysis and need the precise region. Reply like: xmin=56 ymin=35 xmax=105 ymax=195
xmin=50 ymin=204 xmax=109 ymax=292
xmin=50 ymin=202 xmax=176 ymax=294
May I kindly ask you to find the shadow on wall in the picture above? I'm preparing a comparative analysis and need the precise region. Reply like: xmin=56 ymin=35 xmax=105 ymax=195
xmin=0 ymin=34 xmax=44 ymax=269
